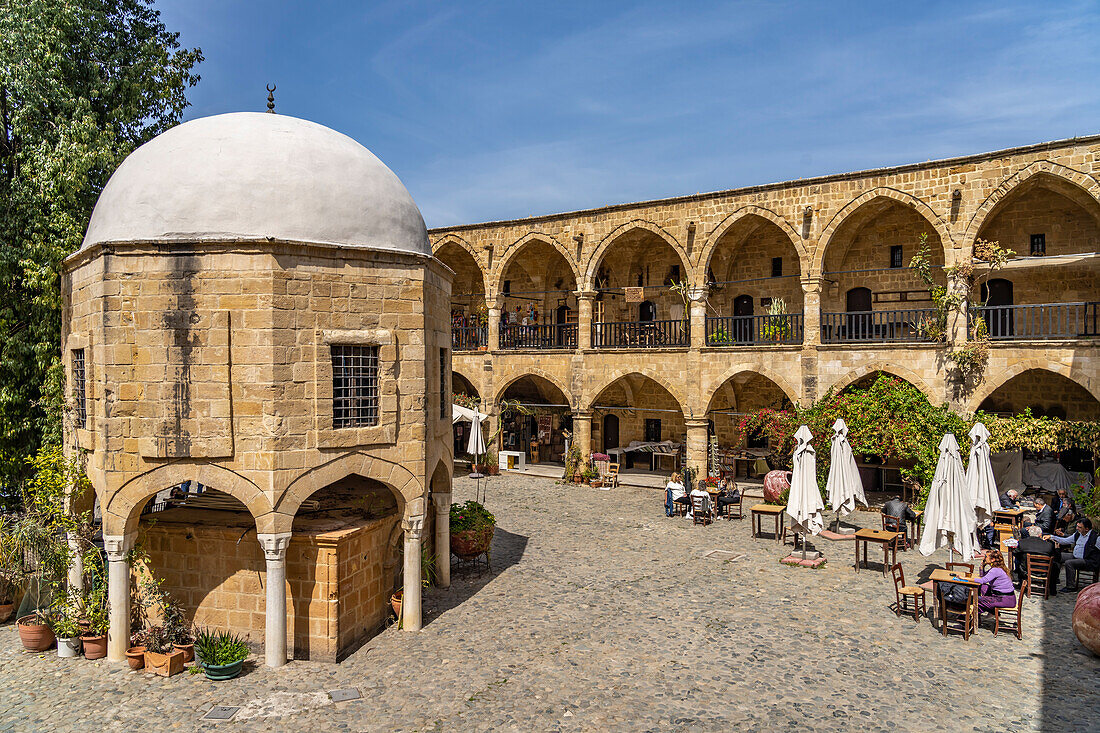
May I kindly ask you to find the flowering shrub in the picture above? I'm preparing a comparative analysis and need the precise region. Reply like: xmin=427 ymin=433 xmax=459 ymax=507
xmin=450 ymin=500 xmax=495 ymax=533
xmin=591 ymin=452 xmax=610 ymax=462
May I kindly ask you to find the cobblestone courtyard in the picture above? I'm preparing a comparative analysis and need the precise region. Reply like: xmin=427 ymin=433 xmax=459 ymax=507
xmin=1 ymin=473 xmax=1097 ymax=732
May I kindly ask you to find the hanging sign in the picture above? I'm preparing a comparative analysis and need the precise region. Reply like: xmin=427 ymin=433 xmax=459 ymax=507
xmin=624 ymin=286 xmax=644 ymax=303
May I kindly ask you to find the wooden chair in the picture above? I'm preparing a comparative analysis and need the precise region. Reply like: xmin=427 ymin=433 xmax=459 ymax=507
xmin=690 ymin=495 xmax=712 ymax=526
xmin=940 ymin=583 xmax=978 ymax=640
xmin=1025 ymin=554 xmax=1054 ymax=599
xmin=901 ymin=476 xmax=921 ymax=504
xmin=992 ymin=586 xmax=1024 ymax=639
xmin=1078 ymin=565 xmax=1100 ymax=587
xmin=719 ymin=490 xmax=744 ymax=520
xmin=882 ymin=514 xmax=909 ymax=550
xmin=890 ymin=564 xmax=926 ymax=622
xmin=606 ymin=461 xmax=620 ymax=488
xmin=946 ymin=562 xmax=975 ymax=575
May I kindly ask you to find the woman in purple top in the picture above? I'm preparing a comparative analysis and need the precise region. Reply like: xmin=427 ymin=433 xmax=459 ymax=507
xmin=976 ymin=549 xmax=1016 ymax=611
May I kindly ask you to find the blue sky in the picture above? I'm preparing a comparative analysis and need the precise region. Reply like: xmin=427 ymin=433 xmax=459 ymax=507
xmin=158 ymin=0 xmax=1100 ymax=228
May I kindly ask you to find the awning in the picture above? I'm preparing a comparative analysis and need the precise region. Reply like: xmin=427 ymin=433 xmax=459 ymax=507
xmin=974 ymin=252 xmax=1100 ymax=270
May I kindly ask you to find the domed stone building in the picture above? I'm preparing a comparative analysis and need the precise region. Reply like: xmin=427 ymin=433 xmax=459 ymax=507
xmin=62 ymin=112 xmax=454 ymax=665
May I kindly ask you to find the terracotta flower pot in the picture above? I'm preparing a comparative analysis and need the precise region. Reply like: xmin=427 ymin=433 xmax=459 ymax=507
xmin=144 ymin=648 xmax=185 ymax=677
xmin=17 ymin=614 xmax=55 ymax=652
xmin=391 ymin=590 xmax=402 ymax=619
xmin=80 ymin=634 xmax=107 ymax=660
xmin=0 ymin=603 xmax=13 ymax=623
xmin=451 ymin=526 xmax=494 ymax=558
xmin=174 ymin=642 xmax=194 ymax=663
xmin=126 ymin=646 xmax=146 ymax=670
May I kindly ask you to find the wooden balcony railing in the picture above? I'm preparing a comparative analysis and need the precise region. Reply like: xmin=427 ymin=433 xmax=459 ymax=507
xmin=500 ymin=323 xmax=578 ymax=350
xmin=821 ymin=309 xmax=938 ymax=343
xmin=974 ymin=302 xmax=1100 ymax=340
xmin=705 ymin=314 xmax=803 ymax=346
xmin=452 ymin=326 xmax=486 ymax=351
xmin=592 ymin=319 xmax=688 ymax=348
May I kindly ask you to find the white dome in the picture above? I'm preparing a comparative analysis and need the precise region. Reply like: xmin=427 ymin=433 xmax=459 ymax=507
xmin=82 ymin=112 xmax=430 ymax=256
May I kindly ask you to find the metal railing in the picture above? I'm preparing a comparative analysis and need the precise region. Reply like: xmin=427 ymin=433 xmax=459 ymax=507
xmin=974 ymin=302 xmax=1100 ymax=340
xmin=452 ymin=326 xmax=486 ymax=351
xmin=821 ymin=309 xmax=938 ymax=343
xmin=592 ymin=319 xmax=688 ymax=348
xmin=499 ymin=323 xmax=578 ymax=349
xmin=705 ymin=314 xmax=803 ymax=346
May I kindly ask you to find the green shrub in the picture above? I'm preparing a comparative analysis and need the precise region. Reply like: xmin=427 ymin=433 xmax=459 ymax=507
xmin=450 ymin=500 xmax=495 ymax=533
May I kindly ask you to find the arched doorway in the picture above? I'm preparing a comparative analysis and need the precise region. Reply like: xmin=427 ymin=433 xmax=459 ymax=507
xmin=639 ymin=300 xmax=656 ymax=322
xmin=705 ymin=372 xmax=794 ymax=479
xmin=733 ymin=294 xmax=754 ymax=342
xmin=451 ymin=371 xmax=481 ymax=456
xmin=980 ymin=278 xmax=1014 ymax=338
xmin=845 ymin=287 xmax=872 ymax=340
xmin=589 ymin=373 xmax=685 ymax=474
xmin=498 ymin=375 xmax=572 ymax=465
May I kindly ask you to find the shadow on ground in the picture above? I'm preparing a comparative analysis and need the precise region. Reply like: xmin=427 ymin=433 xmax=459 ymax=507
xmin=422 ymin=526 xmax=528 ymax=625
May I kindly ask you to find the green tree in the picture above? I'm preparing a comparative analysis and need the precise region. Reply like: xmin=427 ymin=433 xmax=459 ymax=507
xmin=0 ymin=0 xmax=201 ymax=502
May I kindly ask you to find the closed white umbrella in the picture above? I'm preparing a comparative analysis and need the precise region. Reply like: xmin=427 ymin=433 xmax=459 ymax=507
xmin=967 ymin=422 xmax=1000 ymax=525
xmin=787 ymin=425 xmax=824 ymax=559
xmin=453 ymin=403 xmax=489 ymax=478
xmin=826 ymin=418 xmax=865 ymax=531
xmin=919 ymin=434 xmax=978 ymax=562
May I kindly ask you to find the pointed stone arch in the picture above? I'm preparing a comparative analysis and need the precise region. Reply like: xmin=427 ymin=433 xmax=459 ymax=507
xmin=824 ymin=363 xmax=940 ymax=404
xmin=697 ymin=205 xmax=806 ymax=283
xmin=494 ymin=368 xmax=575 ymax=409
xmin=451 ymin=367 xmax=482 ymax=401
xmin=814 ymin=188 xmax=951 ymax=277
xmin=432 ymin=232 xmax=490 ymax=295
xmin=585 ymin=369 xmax=690 ymax=418
xmin=963 ymin=161 xmax=1100 ymax=244
xmin=493 ymin=232 xmax=580 ymax=296
xmin=103 ymin=462 xmax=273 ymax=537
xmin=703 ymin=364 xmax=800 ymax=411
xmin=275 ymin=452 xmax=424 ymax=531
xmin=584 ymin=219 xmax=688 ymax=289
xmin=966 ymin=361 xmax=1098 ymax=414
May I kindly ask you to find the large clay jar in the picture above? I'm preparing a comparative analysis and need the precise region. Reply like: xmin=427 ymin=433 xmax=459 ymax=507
xmin=763 ymin=470 xmax=792 ymax=504
xmin=17 ymin=615 xmax=55 ymax=652
xmin=1072 ymin=584 xmax=1100 ymax=656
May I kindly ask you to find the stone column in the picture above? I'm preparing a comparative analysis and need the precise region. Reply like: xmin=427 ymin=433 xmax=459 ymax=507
xmin=572 ymin=410 xmax=593 ymax=459
xmin=433 ymin=493 xmax=452 ymax=589
xmin=576 ymin=290 xmax=595 ymax=350
xmin=801 ymin=277 xmax=822 ymax=346
xmin=258 ymin=532 xmax=292 ymax=667
xmin=685 ymin=418 xmax=710 ymax=479
xmin=487 ymin=299 xmax=502 ymax=352
xmin=689 ymin=287 xmax=708 ymax=349
xmin=402 ymin=514 xmax=425 ymax=631
xmin=67 ymin=532 xmax=84 ymax=593
xmin=104 ymin=533 xmax=134 ymax=663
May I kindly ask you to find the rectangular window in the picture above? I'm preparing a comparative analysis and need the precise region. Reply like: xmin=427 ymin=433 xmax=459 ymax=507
xmin=1030 ymin=233 xmax=1046 ymax=256
xmin=331 ymin=344 xmax=379 ymax=428
xmin=644 ymin=418 xmax=662 ymax=442
xmin=72 ymin=349 xmax=87 ymax=428
xmin=439 ymin=348 xmax=447 ymax=418
xmin=890 ymin=245 xmax=903 ymax=269
xmin=771 ymin=257 xmax=783 ymax=277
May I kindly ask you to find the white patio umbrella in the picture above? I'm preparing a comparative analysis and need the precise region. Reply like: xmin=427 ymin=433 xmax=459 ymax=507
xmin=453 ymin=404 xmax=489 ymax=477
xmin=787 ymin=425 xmax=824 ymax=559
xmin=826 ymin=418 xmax=866 ymax=531
xmin=919 ymin=434 xmax=979 ymax=562
xmin=967 ymin=422 xmax=1000 ymax=525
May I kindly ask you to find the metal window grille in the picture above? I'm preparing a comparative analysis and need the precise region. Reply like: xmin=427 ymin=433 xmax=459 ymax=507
xmin=72 ymin=349 xmax=87 ymax=428
xmin=1030 ymin=233 xmax=1046 ymax=255
xmin=890 ymin=245 xmax=903 ymax=268
xmin=439 ymin=348 xmax=447 ymax=418
xmin=331 ymin=344 xmax=379 ymax=428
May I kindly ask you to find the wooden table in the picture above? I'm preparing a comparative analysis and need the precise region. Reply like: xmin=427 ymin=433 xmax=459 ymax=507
xmin=751 ymin=504 xmax=786 ymax=543
xmin=993 ymin=507 xmax=1027 ymax=528
xmin=929 ymin=568 xmax=981 ymax=637
xmin=854 ymin=528 xmax=901 ymax=575
xmin=999 ymin=539 xmax=1016 ymax=576
xmin=907 ymin=510 xmax=924 ymax=546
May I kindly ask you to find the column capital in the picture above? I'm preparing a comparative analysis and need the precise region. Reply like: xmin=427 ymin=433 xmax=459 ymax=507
xmin=688 ymin=286 xmax=709 ymax=303
xmin=433 ymin=492 xmax=453 ymax=515
xmin=257 ymin=532 xmax=293 ymax=562
xmin=402 ymin=514 xmax=425 ymax=541
xmin=571 ymin=409 xmax=593 ymax=421
xmin=800 ymin=276 xmax=824 ymax=293
xmin=685 ymin=417 xmax=710 ymax=430
xmin=102 ymin=533 xmax=135 ymax=561
xmin=575 ymin=289 xmax=598 ymax=301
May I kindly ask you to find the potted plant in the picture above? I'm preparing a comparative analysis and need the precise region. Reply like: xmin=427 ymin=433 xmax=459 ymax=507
xmin=390 ymin=588 xmax=403 ymax=619
xmin=162 ymin=594 xmax=195 ymax=662
xmin=78 ymin=582 xmax=109 ymax=660
xmin=194 ymin=628 xmax=250 ymax=681
xmin=143 ymin=625 xmax=185 ymax=677
xmin=51 ymin=609 xmax=82 ymax=658
xmin=0 ymin=516 xmax=22 ymax=622
xmin=583 ymin=464 xmax=601 ymax=487
xmin=450 ymin=500 xmax=495 ymax=558
xmin=17 ymin=610 xmax=55 ymax=652
xmin=126 ymin=630 xmax=147 ymax=670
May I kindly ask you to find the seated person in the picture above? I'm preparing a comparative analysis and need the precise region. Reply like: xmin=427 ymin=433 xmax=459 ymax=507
xmin=1050 ymin=518 xmax=1100 ymax=592
xmin=1024 ymin=496 xmax=1055 ymax=535
xmin=664 ymin=472 xmax=687 ymax=517
xmin=715 ymin=477 xmax=741 ymax=516
xmin=1014 ymin=525 xmax=1059 ymax=591
xmin=689 ymin=480 xmax=712 ymax=520
xmin=1054 ymin=489 xmax=1077 ymax=533
xmin=882 ymin=495 xmax=917 ymax=525
xmin=975 ymin=549 xmax=1017 ymax=612
xmin=999 ymin=489 xmax=1020 ymax=509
